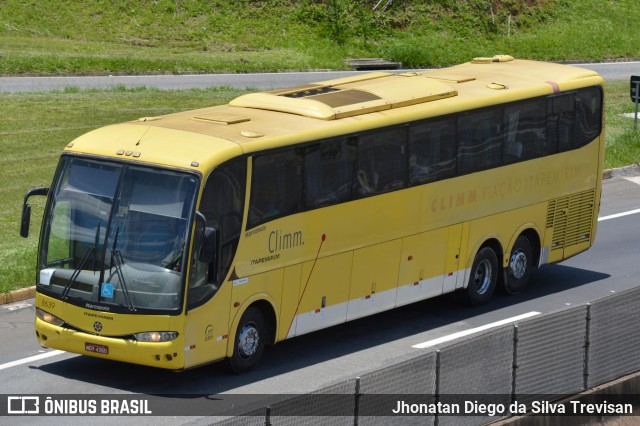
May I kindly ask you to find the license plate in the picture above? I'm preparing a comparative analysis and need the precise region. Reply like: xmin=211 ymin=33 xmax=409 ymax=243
xmin=85 ymin=342 xmax=109 ymax=355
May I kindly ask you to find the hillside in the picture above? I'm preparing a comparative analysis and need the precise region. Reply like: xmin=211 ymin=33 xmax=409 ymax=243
xmin=0 ymin=0 xmax=638 ymax=75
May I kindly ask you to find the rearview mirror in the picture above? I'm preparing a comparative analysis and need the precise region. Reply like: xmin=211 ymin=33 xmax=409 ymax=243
xmin=194 ymin=211 xmax=218 ymax=264
xmin=20 ymin=204 xmax=32 ymax=238
xmin=199 ymin=227 xmax=218 ymax=264
xmin=20 ymin=187 xmax=49 ymax=238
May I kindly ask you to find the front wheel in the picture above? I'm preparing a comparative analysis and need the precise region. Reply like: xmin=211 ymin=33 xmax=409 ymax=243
xmin=228 ymin=307 xmax=265 ymax=374
xmin=502 ymin=235 xmax=533 ymax=295
xmin=458 ymin=247 xmax=498 ymax=306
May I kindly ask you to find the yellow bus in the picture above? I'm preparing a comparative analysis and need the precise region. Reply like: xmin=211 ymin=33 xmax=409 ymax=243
xmin=21 ymin=55 xmax=604 ymax=372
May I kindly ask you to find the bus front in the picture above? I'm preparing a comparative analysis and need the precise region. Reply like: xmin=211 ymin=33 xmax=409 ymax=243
xmin=30 ymin=153 xmax=200 ymax=369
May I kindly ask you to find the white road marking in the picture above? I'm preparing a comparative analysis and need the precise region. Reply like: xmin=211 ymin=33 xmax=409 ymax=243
xmin=412 ymin=311 xmax=540 ymax=349
xmin=598 ymin=176 xmax=640 ymax=221
xmin=4 ymin=302 xmax=32 ymax=311
xmin=0 ymin=350 xmax=65 ymax=371
xmin=598 ymin=207 xmax=640 ymax=222
xmin=624 ymin=176 xmax=640 ymax=185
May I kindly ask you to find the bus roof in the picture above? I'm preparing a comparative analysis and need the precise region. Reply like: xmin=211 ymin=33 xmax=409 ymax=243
xmin=64 ymin=56 xmax=603 ymax=172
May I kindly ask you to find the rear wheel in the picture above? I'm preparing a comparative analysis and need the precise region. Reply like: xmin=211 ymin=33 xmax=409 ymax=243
xmin=502 ymin=235 xmax=533 ymax=295
xmin=228 ymin=307 xmax=265 ymax=374
xmin=458 ymin=247 xmax=498 ymax=306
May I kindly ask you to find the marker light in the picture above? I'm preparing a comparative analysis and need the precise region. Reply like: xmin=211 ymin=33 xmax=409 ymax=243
xmin=133 ymin=331 xmax=178 ymax=342
xmin=36 ymin=308 xmax=65 ymax=326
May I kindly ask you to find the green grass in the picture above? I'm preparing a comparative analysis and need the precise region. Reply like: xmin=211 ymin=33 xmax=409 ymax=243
xmin=1 ymin=0 xmax=639 ymax=75
xmin=604 ymin=81 xmax=640 ymax=168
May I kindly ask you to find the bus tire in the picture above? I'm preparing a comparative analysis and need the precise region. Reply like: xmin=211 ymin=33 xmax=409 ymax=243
xmin=502 ymin=235 xmax=533 ymax=295
xmin=459 ymin=247 xmax=498 ymax=306
xmin=228 ymin=307 xmax=265 ymax=374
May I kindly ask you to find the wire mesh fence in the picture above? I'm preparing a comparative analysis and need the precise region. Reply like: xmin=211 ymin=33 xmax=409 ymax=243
xmin=212 ymin=286 xmax=640 ymax=425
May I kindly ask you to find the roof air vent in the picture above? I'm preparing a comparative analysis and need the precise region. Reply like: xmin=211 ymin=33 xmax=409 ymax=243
xmin=472 ymin=55 xmax=515 ymax=64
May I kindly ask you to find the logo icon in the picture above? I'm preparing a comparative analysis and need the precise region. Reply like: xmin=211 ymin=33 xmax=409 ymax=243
xmin=101 ymin=283 xmax=114 ymax=298
xmin=93 ymin=321 xmax=103 ymax=333
xmin=7 ymin=396 xmax=40 ymax=414
xmin=204 ymin=325 xmax=214 ymax=342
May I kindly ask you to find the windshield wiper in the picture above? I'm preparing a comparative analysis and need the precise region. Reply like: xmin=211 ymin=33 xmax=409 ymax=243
xmin=61 ymin=222 xmax=100 ymax=300
xmin=93 ymin=221 xmax=100 ymax=272
xmin=110 ymin=227 xmax=136 ymax=312
xmin=46 ymin=257 xmax=74 ymax=268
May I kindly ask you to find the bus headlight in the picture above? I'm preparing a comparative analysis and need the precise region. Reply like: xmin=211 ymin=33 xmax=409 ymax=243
xmin=36 ymin=308 xmax=65 ymax=326
xmin=133 ymin=331 xmax=178 ymax=342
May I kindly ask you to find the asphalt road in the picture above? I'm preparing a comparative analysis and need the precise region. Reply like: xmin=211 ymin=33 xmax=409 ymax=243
xmin=0 ymin=61 xmax=638 ymax=93
xmin=1 ymin=168 xmax=640 ymax=425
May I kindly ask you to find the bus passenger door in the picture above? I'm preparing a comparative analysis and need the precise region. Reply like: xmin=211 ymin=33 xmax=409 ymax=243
xmin=183 ymin=157 xmax=246 ymax=368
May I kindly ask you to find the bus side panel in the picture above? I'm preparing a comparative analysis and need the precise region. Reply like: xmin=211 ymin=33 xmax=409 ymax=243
xmin=396 ymin=229 xmax=447 ymax=306
xmin=183 ymin=282 xmax=233 ymax=368
xmin=446 ymin=223 xmax=469 ymax=292
xmin=292 ymin=252 xmax=352 ymax=337
xmin=348 ymin=240 xmax=402 ymax=321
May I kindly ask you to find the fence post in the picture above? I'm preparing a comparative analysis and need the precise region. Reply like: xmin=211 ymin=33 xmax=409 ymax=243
xmin=635 ymin=81 xmax=640 ymax=130
xmin=353 ymin=376 xmax=361 ymax=426
xmin=630 ymin=76 xmax=640 ymax=130
xmin=583 ymin=303 xmax=592 ymax=390
xmin=512 ymin=324 xmax=519 ymax=403
xmin=264 ymin=406 xmax=271 ymax=426
xmin=434 ymin=350 xmax=441 ymax=426
xmin=633 ymin=82 xmax=640 ymax=130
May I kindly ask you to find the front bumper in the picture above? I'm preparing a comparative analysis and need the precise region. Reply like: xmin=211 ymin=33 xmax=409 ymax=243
xmin=35 ymin=317 xmax=184 ymax=370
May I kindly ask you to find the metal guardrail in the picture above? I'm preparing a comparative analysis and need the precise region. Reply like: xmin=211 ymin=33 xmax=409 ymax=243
xmin=212 ymin=285 xmax=640 ymax=425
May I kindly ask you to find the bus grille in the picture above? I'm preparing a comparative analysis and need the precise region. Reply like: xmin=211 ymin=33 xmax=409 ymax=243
xmin=546 ymin=189 xmax=596 ymax=251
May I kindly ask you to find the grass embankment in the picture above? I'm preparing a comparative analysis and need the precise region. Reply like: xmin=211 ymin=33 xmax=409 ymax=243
xmin=0 ymin=0 xmax=639 ymax=75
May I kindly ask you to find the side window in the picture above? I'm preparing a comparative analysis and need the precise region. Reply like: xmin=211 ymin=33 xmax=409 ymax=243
xmin=188 ymin=158 xmax=246 ymax=308
xmin=408 ymin=118 xmax=456 ymax=184
xmin=304 ymin=138 xmax=356 ymax=208
xmin=248 ymin=150 xmax=303 ymax=228
xmin=549 ymin=93 xmax=576 ymax=152
xmin=503 ymin=98 xmax=550 ymax=164
xmin=457 ymin=108 xmax=502 ymax=174
xmin=354 ymin=127 xmax=407 ymax=197
xmin=575 ymin=87 xmax=603 ymax=147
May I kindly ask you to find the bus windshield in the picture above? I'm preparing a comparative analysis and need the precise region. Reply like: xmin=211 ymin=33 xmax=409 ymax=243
xmin=38 ymin=157 xmax=198 ymax=312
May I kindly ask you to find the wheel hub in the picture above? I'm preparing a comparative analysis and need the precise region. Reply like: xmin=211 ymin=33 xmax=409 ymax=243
xmin=474 ymin=259 xmax=493 ymax=295
xmin=238 ymin=323 xmax=259 ymax=358
xmin=509 ymin=250 xmax=528 ymax=280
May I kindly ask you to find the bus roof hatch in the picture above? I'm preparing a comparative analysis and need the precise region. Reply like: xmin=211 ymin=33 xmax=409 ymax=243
xmin=229 ymin=73 xmax=458 ymax=120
